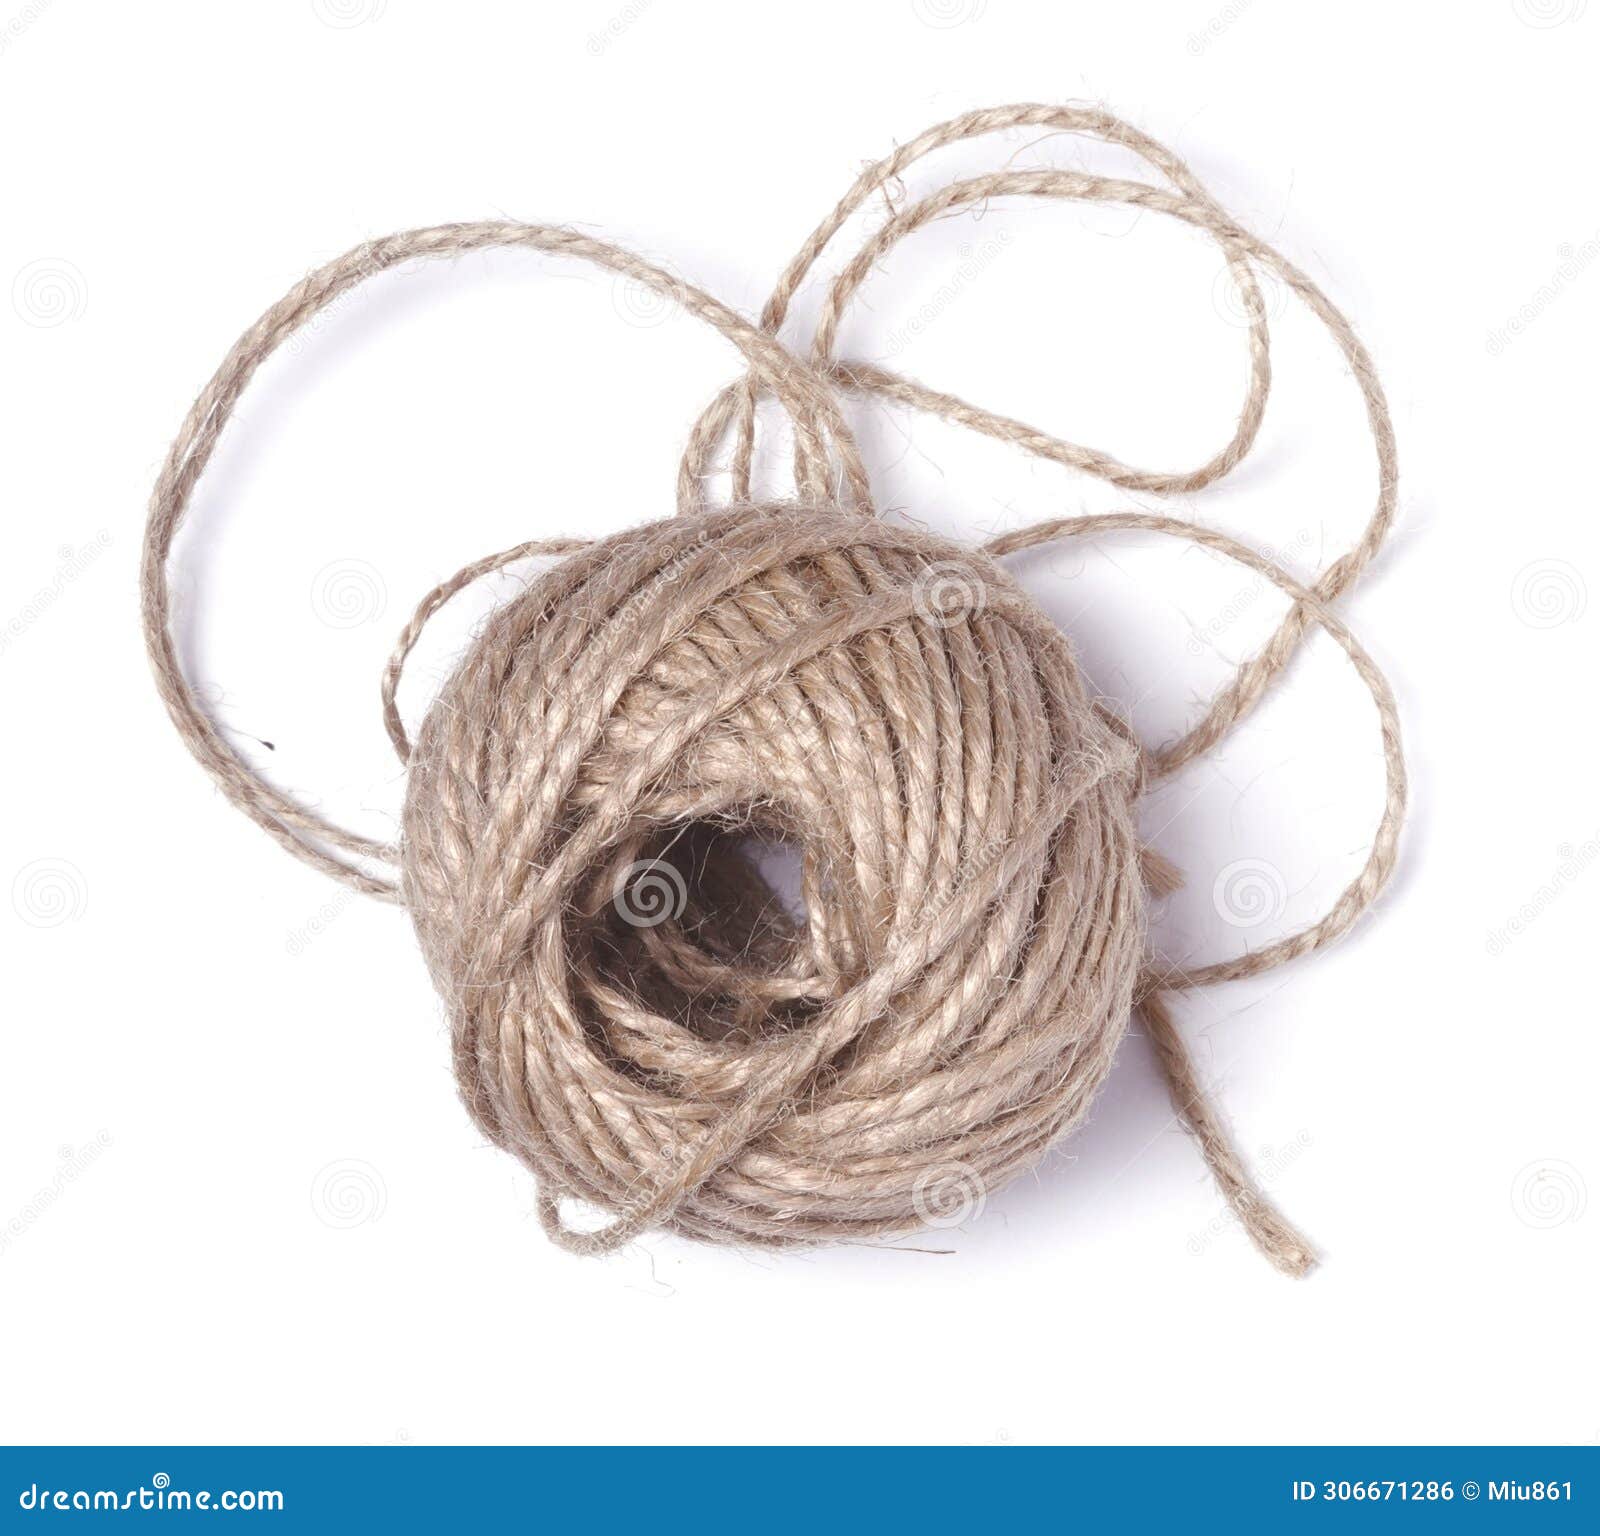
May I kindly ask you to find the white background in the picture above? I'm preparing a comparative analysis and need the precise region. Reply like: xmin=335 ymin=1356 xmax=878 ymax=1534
xmin=2 ymin=0 xmax=1595 ymax=1446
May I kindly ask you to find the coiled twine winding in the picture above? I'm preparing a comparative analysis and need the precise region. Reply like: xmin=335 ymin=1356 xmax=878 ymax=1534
xmin=141 ymin=104 xmax=1407 ymax=1274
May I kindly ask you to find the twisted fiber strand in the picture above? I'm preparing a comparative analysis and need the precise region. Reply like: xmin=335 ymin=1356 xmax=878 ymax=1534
xmin=680 ymin=103 xmax=1392 ymax=789
xmin=989 ymin=511 xmax=1406 ymax=992
xmin=142 ymin=226 xmax=874 ymax=900
xmin=684 ymin=105 xmax=1270 ymax=520
xmin=142 ymin=104 xmax=1406 ymax=1274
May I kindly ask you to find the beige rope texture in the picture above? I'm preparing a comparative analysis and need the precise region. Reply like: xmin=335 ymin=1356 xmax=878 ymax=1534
xmin=141 ymin=103 xmax=1406 ymax=1275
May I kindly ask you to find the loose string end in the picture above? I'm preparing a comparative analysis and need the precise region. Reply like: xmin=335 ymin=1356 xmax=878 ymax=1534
xmin=1139 ymin=989 xmax=1319 ymax=1279
xmin=1139 ymin=844 xmax=1185 ymax=900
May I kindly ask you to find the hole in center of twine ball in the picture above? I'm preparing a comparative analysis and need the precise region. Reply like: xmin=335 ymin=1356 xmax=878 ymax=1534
xmin=585 ymin=813 xmax=827 ymax=1048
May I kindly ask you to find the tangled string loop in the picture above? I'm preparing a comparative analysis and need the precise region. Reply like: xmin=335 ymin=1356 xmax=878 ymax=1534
xmin=142 ymin=104 xmax=1406 ymax=1274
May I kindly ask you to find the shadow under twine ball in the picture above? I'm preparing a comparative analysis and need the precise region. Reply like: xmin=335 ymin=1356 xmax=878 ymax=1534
xmin=142 ymin=103 xmax=1406 ymax=1274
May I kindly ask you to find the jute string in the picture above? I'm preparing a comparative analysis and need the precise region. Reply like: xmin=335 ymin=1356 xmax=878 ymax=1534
xmin=141 ymin=104 xmax=1405 ymax=1274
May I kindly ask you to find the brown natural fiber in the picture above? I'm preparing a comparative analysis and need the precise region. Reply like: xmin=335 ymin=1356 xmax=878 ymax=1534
xmin=141 ymin=104 xmax=1406 ymax=1275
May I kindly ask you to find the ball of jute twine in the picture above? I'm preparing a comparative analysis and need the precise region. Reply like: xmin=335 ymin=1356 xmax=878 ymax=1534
xmin=141 ymin=104 xmax=1405 ymax=1275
